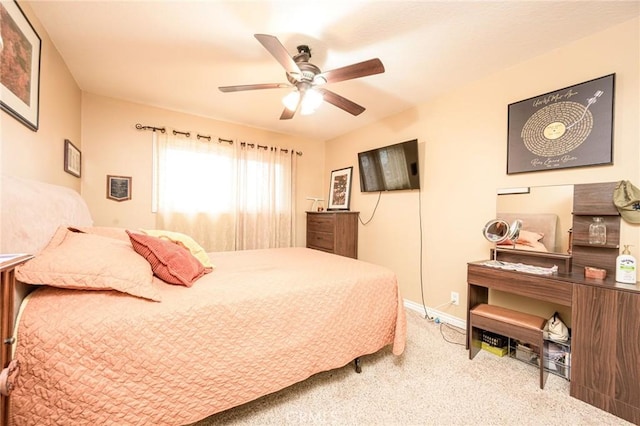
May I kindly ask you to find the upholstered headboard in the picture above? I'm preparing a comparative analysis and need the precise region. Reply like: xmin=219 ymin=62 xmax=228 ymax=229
xmin=1 ymin=175 xmax=94 ymax=321
xmin=1 ymin=175 xmax=93 ymax=254
xmin=497 ymin=212 xmax=559 ymax=252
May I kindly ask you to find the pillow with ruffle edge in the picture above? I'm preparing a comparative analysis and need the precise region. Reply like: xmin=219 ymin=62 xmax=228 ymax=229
xmin=16 ymin=226 xmax=160 ymax=301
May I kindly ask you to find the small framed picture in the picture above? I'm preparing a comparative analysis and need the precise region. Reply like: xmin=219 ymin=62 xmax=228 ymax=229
xmin=63 ymin=139 xmax=81 ymax=177
xmin=106 ymin=175 xmax=132 ymax=202
xmin=327 ymin=166 xmax=353 ymax=211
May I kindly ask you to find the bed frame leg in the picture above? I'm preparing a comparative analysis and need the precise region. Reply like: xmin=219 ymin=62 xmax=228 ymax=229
xmin=354 ymin=357 xmax=362 ymax=373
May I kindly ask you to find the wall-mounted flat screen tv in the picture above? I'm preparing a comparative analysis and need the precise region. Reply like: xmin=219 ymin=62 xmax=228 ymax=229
xmin=357 ymin=139 xmax=420 ymax=192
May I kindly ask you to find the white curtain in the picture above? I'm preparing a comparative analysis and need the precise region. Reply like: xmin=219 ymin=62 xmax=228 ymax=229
xmin=155 ymin=131 xmax=297 ymax=252
xmin=235 ymin=143 xmax=297 ymax=250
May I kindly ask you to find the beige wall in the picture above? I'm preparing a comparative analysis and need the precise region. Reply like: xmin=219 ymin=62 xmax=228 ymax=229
xmin=80 ymin=93 xmax=325 ymax=247
xmin=325 ymin=17 xmax=640 ymax=322
xmin=0 ymin=3 xmax=81 ymax=252
xmin=1 ymin=3 xmax=81 ymax=188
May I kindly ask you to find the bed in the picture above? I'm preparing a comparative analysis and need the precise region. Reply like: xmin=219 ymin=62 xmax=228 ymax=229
xmin=0 ymin=175 xmax=406 ymax=425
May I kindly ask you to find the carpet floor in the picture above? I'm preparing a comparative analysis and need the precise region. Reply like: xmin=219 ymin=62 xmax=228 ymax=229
xmin=191 ymin=309 xmax=631 ymax=425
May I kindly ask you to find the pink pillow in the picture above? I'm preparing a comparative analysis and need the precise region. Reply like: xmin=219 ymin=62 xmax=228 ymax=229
xmin=16 ymin=226 xmax=160 ymax=301
xmin=126 ymin=230 xmax=206 ymax=287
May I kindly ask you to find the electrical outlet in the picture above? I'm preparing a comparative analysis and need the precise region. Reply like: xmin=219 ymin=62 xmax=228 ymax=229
xmin=451 ymin=291 xmax=459 ymax=305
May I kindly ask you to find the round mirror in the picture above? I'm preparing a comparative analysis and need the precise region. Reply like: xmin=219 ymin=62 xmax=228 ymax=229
xmin=483 ymin=219 xmax=511 ymax=243
xmin=482 ymin=219 xmax=523 ymax=244
xmin=508 ymin=219 xmax=523 ymax=244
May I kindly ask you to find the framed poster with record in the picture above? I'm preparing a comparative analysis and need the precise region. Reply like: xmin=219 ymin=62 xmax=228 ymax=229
xmin=507 ymin=74 xmax=614 ymax=174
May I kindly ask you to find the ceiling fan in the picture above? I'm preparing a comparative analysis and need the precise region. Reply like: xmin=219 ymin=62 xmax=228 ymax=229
xmin=218 ymin=34 xmax=385 ymax=120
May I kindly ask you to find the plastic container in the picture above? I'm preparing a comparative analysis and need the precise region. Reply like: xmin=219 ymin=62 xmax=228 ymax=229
xmin=615 ymin=245 xmax=637 ymax=284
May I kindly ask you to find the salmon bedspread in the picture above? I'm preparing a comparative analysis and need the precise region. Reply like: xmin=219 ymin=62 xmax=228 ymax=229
xmin=10 ymin=247 xmax=406 ymax=425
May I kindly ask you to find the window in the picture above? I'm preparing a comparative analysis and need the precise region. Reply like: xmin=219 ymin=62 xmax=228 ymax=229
xmin=160 ymin=143 xmax=234 ymax=214
xmin=154 ymin=132 xmax=297 ymax=251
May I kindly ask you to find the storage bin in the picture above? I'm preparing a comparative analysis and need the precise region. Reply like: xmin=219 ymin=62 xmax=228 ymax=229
xmin=482 ymin=330 xmax=507 ymax=348
xmin=515 ymin=344 xmax=538 ymax=364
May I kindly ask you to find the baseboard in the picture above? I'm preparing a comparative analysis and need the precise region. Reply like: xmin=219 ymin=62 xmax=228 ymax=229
xmin=403 ymin=299 xmax=466 ymax=330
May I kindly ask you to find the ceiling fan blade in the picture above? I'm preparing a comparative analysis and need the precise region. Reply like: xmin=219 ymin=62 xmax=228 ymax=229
xmin=218 ymin=83 xmax=290 ymax=93
xmin=317 ymin=88 xmax=365 ymax=116
xmin=280 ymin=107 xmax=296 ymax=120
xmin=319 ymin=58 xmax=385 ymax=84
xmin=254 ymin=34 xmax=302 ymax=81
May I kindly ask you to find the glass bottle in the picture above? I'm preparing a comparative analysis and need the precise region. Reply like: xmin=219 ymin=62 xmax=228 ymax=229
xmin=588 ymin=217 xmax=607 ymax=245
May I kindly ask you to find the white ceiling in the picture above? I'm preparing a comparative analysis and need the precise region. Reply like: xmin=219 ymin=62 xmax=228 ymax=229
xmin=26 ymin=1 xmax=640 ymax=141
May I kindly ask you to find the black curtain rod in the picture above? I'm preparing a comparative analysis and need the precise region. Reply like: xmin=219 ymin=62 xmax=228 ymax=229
xmin=135 ymin=123 xmax=166 ymax=133
xmin=240 ymin=142 xmax=302 ymax=156
xmin=137 ymin=122 xmax=226 ymax=143
xmin=135 ymin=123 xmax=301 ymax=155
xmin=172 ymin=129 xmax=190 ymax=137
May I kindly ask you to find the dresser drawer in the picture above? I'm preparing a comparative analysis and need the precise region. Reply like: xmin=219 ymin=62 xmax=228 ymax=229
xmin=306 ymin=214 xmax=336 ymax=233
xmin=306 ymin=212 xmax=358 ymax=259
xmin=307 ymin=231 xmax=335 ymax=251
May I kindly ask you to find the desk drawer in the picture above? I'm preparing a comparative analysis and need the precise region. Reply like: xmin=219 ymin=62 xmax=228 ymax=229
xmin=467 ymin=264 xmax=573 ymax=307
xmin=307 ymin=231 xmax=334 ymax=251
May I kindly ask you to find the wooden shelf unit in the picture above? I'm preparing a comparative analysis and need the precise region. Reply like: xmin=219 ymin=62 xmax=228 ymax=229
xmin=571 ymin=182 xmax=621 ymax=275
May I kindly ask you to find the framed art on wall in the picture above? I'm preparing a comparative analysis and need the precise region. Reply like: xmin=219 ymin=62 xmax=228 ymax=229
xmin=106 ymin=175 xmax=132 ymax=202
xmin=0 ymin=0 xmax=42 ymax=131
xmin=64 ymin=139 xmax=81 ymax=177
xmin=507 ymin=74 xmax=614 ymax=174
xmin=327 ymin=167 xmax=353 ymax=211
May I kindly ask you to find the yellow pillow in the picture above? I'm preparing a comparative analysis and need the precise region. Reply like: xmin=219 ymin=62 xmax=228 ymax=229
xmin=140 ymin=229 xmax=214 ymax=270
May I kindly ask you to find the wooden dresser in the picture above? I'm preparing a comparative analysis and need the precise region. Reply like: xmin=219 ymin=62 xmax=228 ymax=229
xmin=306 ymin=212 xmax=358 ymax=259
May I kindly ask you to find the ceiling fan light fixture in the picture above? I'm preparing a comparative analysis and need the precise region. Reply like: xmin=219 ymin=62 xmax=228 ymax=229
xmin=282 ymin=90 xmax=300 ymax=111
xmin=312 ymin=75 xmax=327 ymax=85
xmin=300 ymin=88 xmax=323 ymax=115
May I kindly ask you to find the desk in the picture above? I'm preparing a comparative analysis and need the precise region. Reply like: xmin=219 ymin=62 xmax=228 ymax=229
xmin=467 ymin=261 xmax=640 ymax=424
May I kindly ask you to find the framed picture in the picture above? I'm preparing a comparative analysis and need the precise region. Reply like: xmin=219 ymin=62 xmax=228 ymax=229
xmin=64 ymin=139 xmax=81 ymax=177
xmin=0 ymin=0 xmax=42 ymax=131
xmin=327 ymin=166 xmax=353 ymax=211
xmin=106 ymin=175 xmax=132 ymax=202
xmin=507 ymin=74 xmax=614 ymax=174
